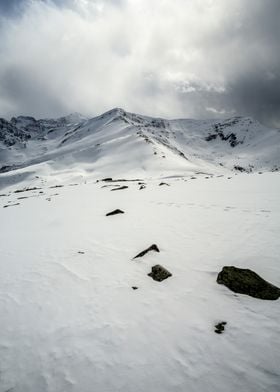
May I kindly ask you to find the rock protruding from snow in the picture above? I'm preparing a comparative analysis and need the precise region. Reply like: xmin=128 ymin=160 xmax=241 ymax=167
xmin=133 ymin=244 xmax=160 ymax=259
xmin=111 ymin=186 xmax=128 ymax=191
xmin=148 ymin=264 xmax=172 ymax=282
xmin=214 ymin=321 xmax=227 ymax=334
xmin=217 ymin=266 xmax=280 ymax=300
xmin=106 ymin=209 xmax=124 ymax=216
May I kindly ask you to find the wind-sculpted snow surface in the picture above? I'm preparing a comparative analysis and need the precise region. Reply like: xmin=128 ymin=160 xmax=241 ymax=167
xmin=0 ymin=109 xmax=280 ymax=391
xmin=0 ymin=108 xmax=280 ymax=188
xmin=0 ymin=173 xmax=279 ymax=392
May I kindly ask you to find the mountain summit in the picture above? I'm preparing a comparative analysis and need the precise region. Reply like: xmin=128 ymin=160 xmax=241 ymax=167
xmin=0 ymin=109 xmax=279 ymax=187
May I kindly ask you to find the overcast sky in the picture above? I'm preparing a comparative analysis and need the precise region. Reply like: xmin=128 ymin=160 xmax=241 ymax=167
xmin=0 ymin=0 xmax=279 ymax=126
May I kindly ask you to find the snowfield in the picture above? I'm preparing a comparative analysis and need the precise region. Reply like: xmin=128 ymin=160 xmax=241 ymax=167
xmin=0 ymin=109 xmax=280 ymax=392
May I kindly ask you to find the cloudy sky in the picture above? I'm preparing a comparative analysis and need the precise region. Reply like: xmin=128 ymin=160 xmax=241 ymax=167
xmin=0 ymin=0 xmax=279 ymax=126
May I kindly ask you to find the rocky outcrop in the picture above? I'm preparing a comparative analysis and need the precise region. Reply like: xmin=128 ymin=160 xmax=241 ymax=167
xmin=106 ymin=209 xmax=124 ymax=216
xmin=133 ymin=244 xmax=160 ymax=259
xmin=148 ymin=265 xmax=172 ymax=282
xmin=217 ymin=266 xmax=280 ymax=300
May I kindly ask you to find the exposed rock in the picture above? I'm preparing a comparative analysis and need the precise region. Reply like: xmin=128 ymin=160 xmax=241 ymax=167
xmin=78 ymin=251 xmax=85 ymax=254
xmin=148 ymin=265 xmax=172 ymax=282
xmin=132 ymin=286 xmax=138 ymax=290
xmin=111 ymin=186 xmax=128 ymax=191
xmin=3 ymin=203 xmax=20 ymax=208
xmin=139 ymin=185 xmax=146 ymax=190
xmin=14 ymin=187 xmax=42 ymax=193
xmin=133 ymin=244 xmax=160 ymax=259
xmin=214 ymin=321 xmax=227 ymax=334
xmin=101 ymin=178 xmax=142 ymax=183
xmin=233 ymin=165 xmax=247 ymax=172
xmin=106 ymin=209 xmax=124 ymax=216
xmin=159 ymin=182 xmax=170 ymax=186
xmin=49 ymin=185 xmax=64 ymax=188
xmin=217 ymin=266 xmax=280 ymax=300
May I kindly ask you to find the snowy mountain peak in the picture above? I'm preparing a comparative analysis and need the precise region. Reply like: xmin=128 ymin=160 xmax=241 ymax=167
xmin=0 ymin=109 xmax=279 ymax=184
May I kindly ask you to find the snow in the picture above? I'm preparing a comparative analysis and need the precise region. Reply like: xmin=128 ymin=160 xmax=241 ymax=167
xmin=1 ymin=109 xmax=280 ymax=186
xmin=0 ymin=172 xmax=279 ymax=392
xmin=0 ymin=108 xmax=279 ymax=391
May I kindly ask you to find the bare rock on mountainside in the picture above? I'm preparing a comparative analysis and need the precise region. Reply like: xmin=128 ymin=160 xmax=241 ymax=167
xmin=3 ymin=203 xmax=20 ymax=208
xmin=14 ymin=187 xmax=42 ymax=193
xmin=148 ymin=265 xmax=172 ymax=282
xmin=133 ymin=244 xmax=160 ymax=259
xmin=106 ymin=209 xmax=124 ymax=216
xmin=217 ymin=266 xmax=280 ymax=300
xmin=111 ymin=186 xmax=128 ymax=191
xmin=101 ymin=178 xmax=113 ymax=182
xmin=214 ymin=322 xmax=227 ymax=334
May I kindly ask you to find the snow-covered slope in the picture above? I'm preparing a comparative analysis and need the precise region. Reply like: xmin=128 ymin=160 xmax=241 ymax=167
xmin=0 ymin=172 xmax=279 ymax=392
xmin=0 ymin=108 xmax=279 ymax=189
xmin=0 ymin=109 xmax=280 ymax=391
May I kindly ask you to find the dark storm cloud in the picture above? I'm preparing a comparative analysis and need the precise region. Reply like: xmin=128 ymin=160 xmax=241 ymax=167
xmin=0 ymin=0 xmax=25 ymax=16
xmin=0 ymin=0 xmax=279 ymax=126
xmin=0 ymin=65 xmax=66 ymax=117
xmin=224 ymin=0 xmax=280 ymax=126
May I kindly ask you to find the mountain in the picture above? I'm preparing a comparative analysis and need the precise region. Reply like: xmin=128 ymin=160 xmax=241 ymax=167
xmin=0 ymin=108 xmax=279 ymax=189
xmin=0 ymin=109 xmax=280 ymax=392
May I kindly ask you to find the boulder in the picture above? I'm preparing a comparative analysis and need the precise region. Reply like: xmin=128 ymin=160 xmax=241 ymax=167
xmin=111 ymin=186 xmax=128 ymax=191
xmin=214 ymin=322 xmax=227 ymax=334
xmin=217 ymin=266 xmax=280 ymax=300
xmin=148 ymin=265 xmax=172 ymax=282
xmin=133 ymin=244 xmax=160 ymax=259
xmin=106 ymin=209 xmax=124 ymax=216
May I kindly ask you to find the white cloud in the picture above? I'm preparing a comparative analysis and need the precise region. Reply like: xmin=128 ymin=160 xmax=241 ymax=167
xmin=0 ymin=0 xmax=279 ymax=125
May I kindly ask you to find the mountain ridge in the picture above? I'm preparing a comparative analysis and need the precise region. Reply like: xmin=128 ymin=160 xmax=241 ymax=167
xmin=0 ymin=108 xmax=279 ymax=189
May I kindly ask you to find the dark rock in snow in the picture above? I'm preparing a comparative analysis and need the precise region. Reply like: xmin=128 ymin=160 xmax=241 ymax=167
xmin=78 ymin=251 xmax=85 ymax=254
xmin=102 ymin=178 xmax=113 ymax=182
xmin=14 ymin=187 xmax=42 ymax=193
xmin=159 ymin=182 xmax=170 ymax=186
xmin=111 ymin=186 xmax=128 ymax=191
xmin=233 ymin=165 xmax=247 ymax=172
xmin=139 ymin=185 xmax=146 ymax=190
xmin=217 ymin=266 xmax=280 ymax=300
xmin=148 ymin=264 xmax=172 ymax=282
xmin=133 ymin=244 xmax=160 ymax=259
xmin=214 ymin=321 xmax=227 ymax=334
xmin=3 ymin=203 xmax=20 ymax=208
xmin=132 ymin=286 xmax=138 ymax=290
xmin=106 ymin=209 xmax=124 ymax=216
